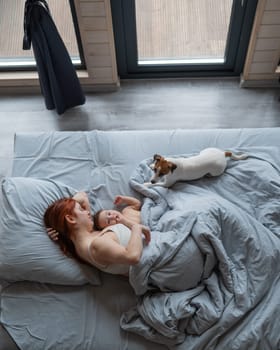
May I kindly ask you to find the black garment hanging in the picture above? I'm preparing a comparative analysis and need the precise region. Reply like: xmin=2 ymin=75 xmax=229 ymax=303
xmin=23 ymin=0 xmax=85 ymax=115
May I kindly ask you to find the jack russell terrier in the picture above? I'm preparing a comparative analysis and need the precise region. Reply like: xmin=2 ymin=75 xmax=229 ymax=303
xmin=144 ymin=147 xmax=248 ymax=188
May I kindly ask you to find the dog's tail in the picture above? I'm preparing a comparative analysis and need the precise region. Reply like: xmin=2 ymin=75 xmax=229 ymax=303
xmin=225 ymin=151 xmax=248 ymax=160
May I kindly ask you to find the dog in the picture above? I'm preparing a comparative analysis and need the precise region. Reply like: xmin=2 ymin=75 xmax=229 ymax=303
xmin=144 ymin=147 xmax=248 ymax=187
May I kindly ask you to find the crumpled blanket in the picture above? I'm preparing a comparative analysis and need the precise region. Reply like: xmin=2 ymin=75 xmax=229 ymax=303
xmin=120 ymin=147 xmax=280 ymax=350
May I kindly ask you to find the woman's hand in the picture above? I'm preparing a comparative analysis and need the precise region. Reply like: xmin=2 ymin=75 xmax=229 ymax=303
xmin=47 ymin=227 xmax=59 ymax=241
xmin=141 ymin=225 xmax=151 ymax=244
xmin=118 ymin=217 xmax=150 ymax=243
xmin=73 ymin=191 xmax=91 ymax=212
xmin=131 ymin=223 xmax=151 ymax=244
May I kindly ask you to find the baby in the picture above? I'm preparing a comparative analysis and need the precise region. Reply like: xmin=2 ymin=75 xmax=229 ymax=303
xmin=93 ymin=195 xmax=142 ymax=230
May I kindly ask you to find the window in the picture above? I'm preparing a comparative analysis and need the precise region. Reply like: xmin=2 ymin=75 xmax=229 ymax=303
xmin=0 ymin=0 xmax=84 ymax=71
xmin=111 ymin=0 xmax=258 ymax=78
xmin=135 ymin=0 xmax=233 ymax=65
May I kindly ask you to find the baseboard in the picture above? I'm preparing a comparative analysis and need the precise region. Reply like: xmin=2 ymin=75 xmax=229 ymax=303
xmin=240 ymin=75 xmax=280 ymax=88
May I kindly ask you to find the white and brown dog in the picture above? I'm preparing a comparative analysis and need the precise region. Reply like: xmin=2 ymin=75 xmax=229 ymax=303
xmin=144 ymin=147 xmax=248 ymax=188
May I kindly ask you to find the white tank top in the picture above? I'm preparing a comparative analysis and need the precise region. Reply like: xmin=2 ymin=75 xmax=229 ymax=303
xmin=87 ymin=224 xmax=131 ymax=275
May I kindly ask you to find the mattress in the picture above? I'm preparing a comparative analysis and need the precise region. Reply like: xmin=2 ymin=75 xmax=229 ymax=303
xmin=0 ymin=128 xmax=280 ymax=350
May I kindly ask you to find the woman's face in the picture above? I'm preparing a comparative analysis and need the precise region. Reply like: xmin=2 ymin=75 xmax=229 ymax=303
xmin=72 ymin=202 xmax=93 ymax=229
xmin=98 ymin=210 xmax=121 ymax=228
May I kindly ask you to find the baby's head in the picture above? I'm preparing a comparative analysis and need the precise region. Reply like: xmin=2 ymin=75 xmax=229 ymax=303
xmin=93 ymin=209 xmax=121 ymax=230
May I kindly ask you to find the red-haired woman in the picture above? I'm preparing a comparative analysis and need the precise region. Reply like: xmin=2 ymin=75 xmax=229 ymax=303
xmin=44 ymin=192 xmax=150 ymax=276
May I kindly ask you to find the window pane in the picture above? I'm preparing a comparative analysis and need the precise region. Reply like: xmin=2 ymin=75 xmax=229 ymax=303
xmin=0 ymin=0 xmax=81 ymax=68
xmin=135 ymin=0 xmax=233 ymax=65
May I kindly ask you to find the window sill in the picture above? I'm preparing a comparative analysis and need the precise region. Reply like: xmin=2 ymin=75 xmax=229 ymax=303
xmin=0 ymin=69 xmax=119 ymax=92
xmin=0 ymin=70 xmax=89 ymax=81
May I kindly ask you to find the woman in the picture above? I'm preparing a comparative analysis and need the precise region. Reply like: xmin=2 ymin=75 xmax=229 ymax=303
xmin=44 ymin=192 xmax=150 ymax=276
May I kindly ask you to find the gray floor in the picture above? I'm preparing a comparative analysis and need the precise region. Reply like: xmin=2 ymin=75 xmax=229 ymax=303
xmin=0 ymin=78 xmax=279 ymax=178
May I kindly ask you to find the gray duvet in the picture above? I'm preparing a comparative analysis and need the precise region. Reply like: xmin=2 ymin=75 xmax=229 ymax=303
xmin=121 ymin=147 xmax=280 ymax=349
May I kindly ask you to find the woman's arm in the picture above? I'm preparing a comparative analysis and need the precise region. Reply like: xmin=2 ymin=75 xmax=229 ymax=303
xmin=93 ymin=224 xmax=148 ymax=266
xmin=116 ymin=214 xmax=150 ymax=244
xmin=114 ymin=195 xmax=141 ymax=210
xmin=72 ymin=191 xmax=91 ymax=212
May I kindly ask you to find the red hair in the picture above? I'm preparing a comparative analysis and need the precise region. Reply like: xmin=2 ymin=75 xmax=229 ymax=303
xmin=44 ymin=198 xmax=86 ymax=264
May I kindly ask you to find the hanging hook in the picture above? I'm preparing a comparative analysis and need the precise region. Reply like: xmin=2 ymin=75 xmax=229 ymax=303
xmin=23 ymin=0 xmax=51 ymax=50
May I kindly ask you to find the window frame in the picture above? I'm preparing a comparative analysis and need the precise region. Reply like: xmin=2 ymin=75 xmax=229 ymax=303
xmin=110 ymin=0 xmax=258 ymax=78
xmin=0 ymin=0 xmax=86 ymax=72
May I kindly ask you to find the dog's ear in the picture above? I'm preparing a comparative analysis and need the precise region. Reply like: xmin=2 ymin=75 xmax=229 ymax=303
xmin=153 ymin=154 xmax=161 ymax=161
xmin=168 ymin=162 xmax=177 ymax=173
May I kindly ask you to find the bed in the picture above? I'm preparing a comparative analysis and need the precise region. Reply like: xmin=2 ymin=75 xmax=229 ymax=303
xmin=1 ymin=128 xmax=280 ymax=350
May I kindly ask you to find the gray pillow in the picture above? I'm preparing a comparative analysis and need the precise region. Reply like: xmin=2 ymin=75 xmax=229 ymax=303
xmin=0 ymin=177 xmax=101 ymax=285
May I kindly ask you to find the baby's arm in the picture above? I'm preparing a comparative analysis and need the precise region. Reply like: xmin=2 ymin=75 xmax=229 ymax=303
xmin=114 ymin=195 xmax=141 ymax=210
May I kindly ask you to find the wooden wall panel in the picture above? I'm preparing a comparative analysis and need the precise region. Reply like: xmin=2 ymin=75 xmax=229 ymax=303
xmin=258 ymin=25 xmax=280 ymax=38
xmin=242 ymin=0 xmax=280 ymax=86
xmin=82 ymin=17 xmax=107 ymax=31
xmin=266 ymin=0 xmax=280 ymax=10
xmin=255 ymin=38 xmax=280 ymax=51
xmin=262 ymin=11 xmax=280 ymax=24
xmin=80 ymin=2 xmax=106 ymax=17
xmin=74 ymin=0 xmax=119 ymax=89
xmin=87 ymin=43 xmax=111 ymax=56
xmin=250 ymin=61 xmax=276 ymax=74
xmin=253 ymin=50 xmax=279 ymax=62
